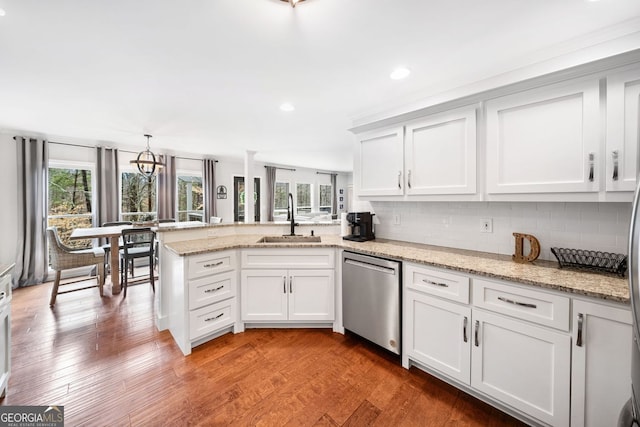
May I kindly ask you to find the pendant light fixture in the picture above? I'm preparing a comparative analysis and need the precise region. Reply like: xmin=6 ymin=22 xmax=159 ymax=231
xmin=130 ymin=134 xmax=164 ymax=180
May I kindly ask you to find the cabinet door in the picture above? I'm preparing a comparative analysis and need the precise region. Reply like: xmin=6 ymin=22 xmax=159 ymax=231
xmin=571 ymin=300 xmax=632 ymax=427
xmin=606 ymin=66 xmax=640 ymax=192
xmin=486 ymin=79 xmax=600 ymax=194
xmin=240 ymin=269 xmax=288 ymax=321
xmin=405 ymin=106 xmax=477 ymax=195
xmin=356 ymin=127 xmax=404 ymax=196
xmin=288 ymin=270 xmax=334 ymax=321
xmin=405 ymin=290 xmax=471 ymax=384
xmin=471 ymin=310 xmax=570 ymax=427
xmin=0 ymin=304 xmax=9 ymax=398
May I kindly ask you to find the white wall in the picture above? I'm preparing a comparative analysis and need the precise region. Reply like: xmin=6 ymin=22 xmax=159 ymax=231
xmin=370 ymin=201 xmax=631 ymax=261
xmin=0 ymin=133 xmax=18 ymax=266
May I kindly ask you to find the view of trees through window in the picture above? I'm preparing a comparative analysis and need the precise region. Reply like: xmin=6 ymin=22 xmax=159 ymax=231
xmin=274 ymin=182 xmax=289 ymax=216
xmin=319 ymin=184 xmax=332 ymax=213
xmin=296 ymin=183 xmax=311 ymax=214
xmin=121 ymin=172 xmax=157 ymax=222
xmin=48 ymin=166 xmax=93 ymax=249
xmin=177 ymin=175 xmax=203 ymax=221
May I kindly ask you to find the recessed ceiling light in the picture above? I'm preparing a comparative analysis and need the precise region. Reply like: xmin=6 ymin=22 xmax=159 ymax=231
xmin=280 ymin=103 xmax=295 ymax=112
xmin=0 ymin=9 xmax=6 ymax=17
xmin=390 ymin=67 xmax=411 ymax=80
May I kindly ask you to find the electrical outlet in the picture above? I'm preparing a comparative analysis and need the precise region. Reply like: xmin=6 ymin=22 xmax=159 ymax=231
xmin=393 ymin=214 xmax=401 ymax=225
xmin=480 ymin=218 xmax=493 ymax=233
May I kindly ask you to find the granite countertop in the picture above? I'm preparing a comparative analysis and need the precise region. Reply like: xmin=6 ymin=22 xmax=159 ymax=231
xmin=155 ymin=221 xmax=339 ymax=233
xmin=164 ymin=235 xmax=630 ymax=303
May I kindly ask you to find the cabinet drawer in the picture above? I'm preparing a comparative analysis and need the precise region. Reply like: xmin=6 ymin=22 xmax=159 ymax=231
xmin=241 ymin=249 xmax=335 ymax=269
xmin=189 ymin=299 xmax=236 ymax=340
xmin=188 ymin=271 xmax=236 ymax=310
xmin=405 ymin=264 xmax=469 ymax=304
xmin=0 ymin=274 xmax=10 ymax=309
xmin=473 ymin=279 xmax=570 ymax=331
xmin=188 ymin=251 xmax=236 ymax=279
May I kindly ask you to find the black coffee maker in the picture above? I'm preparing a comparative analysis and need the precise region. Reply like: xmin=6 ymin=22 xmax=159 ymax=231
xmin=343 ymin=212 xmax=375 ymax=242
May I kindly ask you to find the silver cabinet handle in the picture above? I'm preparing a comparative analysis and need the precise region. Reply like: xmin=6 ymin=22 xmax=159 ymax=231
xmin=289 ymin=276 xmax=293 ymax=293
xmin=588 ymin=152 xmax=595 ymax=182
xmin=612 ymin=150 xmax=619 ymax=181
xmin=205 ymin=312 xmax=224 ymax=322
xmin=397 ymin=171 xmax=402 ymax=189
xmin=497 ymin=296 xmax=537 ymax=309
xmin=407 ymin=170 xmax=412 ymax=189
xmin=576 ymin=313 xmax=584 ymax=347
xmin=422 ymin=279 xmax=448 ymax=288
xmin=463 ymin=316 xmax=468 ymax=343
xmin=204 ymin=285 xmax=224 ymax=294
xmin=474 ymin=320 xmax=480 ymax=347
xmin=203 ymin=261 xmax=223 ymax=268
xmin=283 ymin=276 xmax=287 ymax=294
xmin=0 ymin=292 xmax=5 ymax=301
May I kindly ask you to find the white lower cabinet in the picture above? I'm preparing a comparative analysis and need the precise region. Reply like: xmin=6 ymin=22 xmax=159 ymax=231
xmin=0 ymin=268 xmax=12 ymax=399
xmin=570 ymin=299 xmax=632 ymax=427
xmin=241 ymin=269 xmax=334 ymax=322
xmin=404 ymin=264 xmax=576 ymax=426
xmin=240 ymin=249 xmax=335 ymax=324
xmin=471 ymin=309 xmax=570 ymax=427
xmin=405 ymin=290 xmax=471 ymax=384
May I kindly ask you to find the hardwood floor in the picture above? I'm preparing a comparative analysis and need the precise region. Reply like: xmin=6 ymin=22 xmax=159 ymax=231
xmin=2 ymin=278 xmax=527 ymax=426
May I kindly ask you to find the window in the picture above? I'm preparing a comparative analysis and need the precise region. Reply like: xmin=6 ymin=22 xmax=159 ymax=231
xmin=233 ymin=177 xmax=261 ymax=222
xmin=48 ymin=164 xmax=94 ymax=249
xmin=177 ymin=174 xmax=203 ymax=222
xmin=274 ymin=181 xmax=289 ymax=217
xmin=296 ymin=183 xmax=311 ymax=215
xmin=319 ymin=184 xmax=332 ymax=213
xmin=121 ymin=171 xmax=157 ymax=222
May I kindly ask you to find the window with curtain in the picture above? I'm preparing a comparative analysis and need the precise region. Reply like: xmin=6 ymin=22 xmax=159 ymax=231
xmin=121 ymin=170 xmax=157 ymax=222
xmin=177 ymin=174 xmax=203 ymax=221
xmin=296 ymin=183 xmax=311 ymax=215
xmin=319 ymin=184 xmax=332 ymax=213
xmin=47 ymin=162 xmax=94 ymax=249
xmin=274 ymin=181 xmax=289 ymax=217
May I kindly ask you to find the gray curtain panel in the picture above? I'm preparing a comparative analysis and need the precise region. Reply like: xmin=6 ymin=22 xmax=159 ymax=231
xmin=203 ymin=158 xmax=216 ymax=221
xmin=265 ymin=166 xmax=276 ymax=222
xmin=331 ymin=173 xmax=338 ymax=216
xmin=13 ymin=137 xmax=49 ymax=288
xmin=157 ymin=155 xmax=176 ymax=220
xmin=96 ymin=147 xmax=120 ymax=228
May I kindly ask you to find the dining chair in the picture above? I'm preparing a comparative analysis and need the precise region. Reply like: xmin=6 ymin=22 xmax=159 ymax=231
xmin=46 ymin=227 xmax=105 ymax=306
xmin=119 ymin=228 xmax=155 ymax=297
xmin=101 ymin=221 xmax=133 ymax=273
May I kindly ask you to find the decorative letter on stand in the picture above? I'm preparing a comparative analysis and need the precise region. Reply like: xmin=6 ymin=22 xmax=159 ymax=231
xmin=513 ymin=233 xmax=541 ymax=263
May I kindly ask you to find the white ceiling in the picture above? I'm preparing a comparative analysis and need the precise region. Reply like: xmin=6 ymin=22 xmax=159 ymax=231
xmin=0 ymin=0 xmax=639 ymax=172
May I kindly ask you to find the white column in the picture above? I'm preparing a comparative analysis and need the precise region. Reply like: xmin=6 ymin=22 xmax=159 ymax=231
xmin=244 ymin=150 xmax=256 ymax=223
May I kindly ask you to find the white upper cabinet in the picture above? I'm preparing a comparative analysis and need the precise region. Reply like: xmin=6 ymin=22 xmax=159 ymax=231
xmin=355 ymin=105 xmax=478 ymax=199
xmin=606 ymin=65 xmax=640 ymax=192
xmin=486 ymin=78 xmax=601 ymax=194
xmin=405 ymin=106 xmax=477 ymax=195
xmin=356 ymin=126 xmax=404 ymax=196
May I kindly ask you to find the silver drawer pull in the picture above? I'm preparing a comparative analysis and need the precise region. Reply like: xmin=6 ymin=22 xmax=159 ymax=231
xmin=422 ymin=279 xmax=448 ymax=288
xmin=204 ymin=285 xmax=224 ymax=293
xmin=497 ymin=296 xmax=537 ymax=309
xmin=0 ymin=292 xmax=5 ymax=301
xmin=203 ymin=261 xmax=224 ymax=268
xmin=205 ymin=313 xmax=224 ymax=322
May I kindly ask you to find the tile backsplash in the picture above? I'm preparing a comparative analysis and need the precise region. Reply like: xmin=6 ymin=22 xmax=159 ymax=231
xmin=369 ymin=201 xmax=631 ymax=261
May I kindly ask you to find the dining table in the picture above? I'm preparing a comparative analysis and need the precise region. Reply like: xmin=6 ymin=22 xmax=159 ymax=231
xmin=70 ymin=224 xmax=134 ymax=294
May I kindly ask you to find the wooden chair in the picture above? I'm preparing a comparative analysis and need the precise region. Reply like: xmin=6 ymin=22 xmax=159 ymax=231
xmin=46 ymin=227 xmax=105 ymax=306
xmin=119 ymin=228 xmax=155 ymax=297
xmin=101 ymin=221 xmax=133 ymax=273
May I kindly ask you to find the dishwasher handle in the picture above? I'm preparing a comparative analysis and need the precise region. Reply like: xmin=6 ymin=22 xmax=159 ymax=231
xmin=344 ymin=258 xmax=397 ymax=274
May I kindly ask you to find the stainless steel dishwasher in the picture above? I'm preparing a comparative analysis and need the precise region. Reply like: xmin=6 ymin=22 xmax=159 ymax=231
xmin=342 ymin=251 xmax=401 ymax=354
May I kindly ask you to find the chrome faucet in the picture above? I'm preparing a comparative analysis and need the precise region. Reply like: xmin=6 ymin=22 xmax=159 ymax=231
xmin=286 ymin=192 xmax=298 ymax=236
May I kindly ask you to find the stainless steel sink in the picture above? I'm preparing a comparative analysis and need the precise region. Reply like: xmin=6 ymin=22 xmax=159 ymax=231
xmin=257 ymin=235 xmax=322 ymax=243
